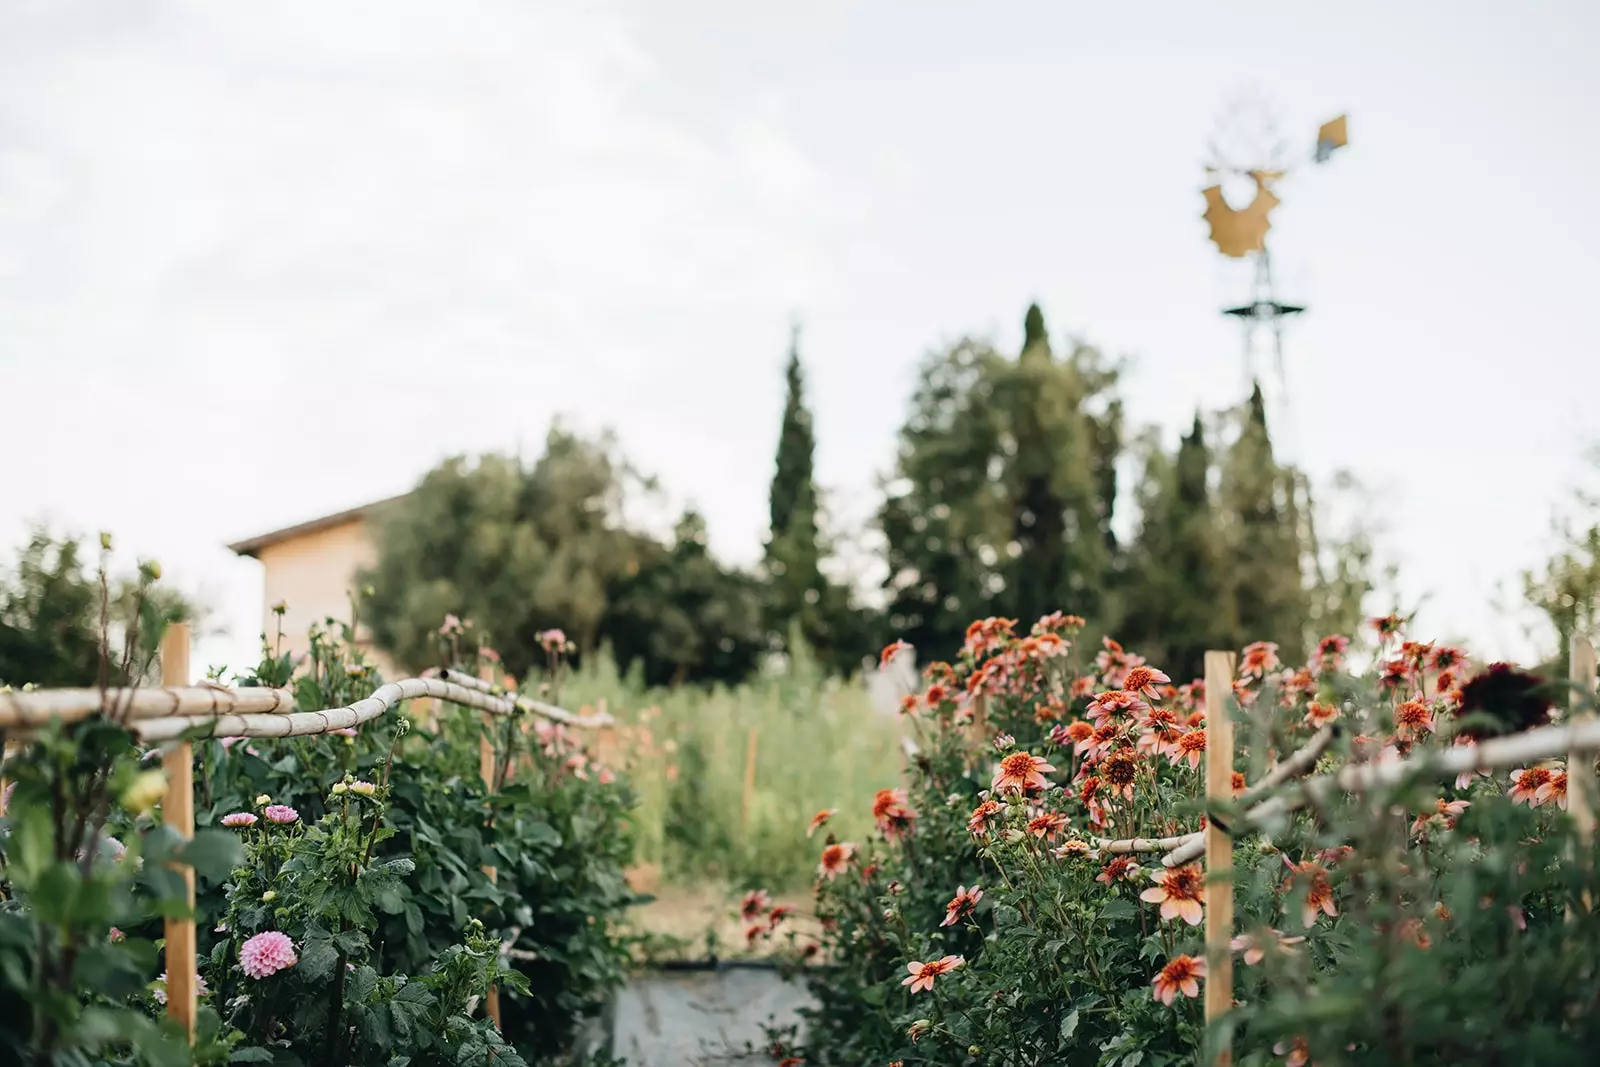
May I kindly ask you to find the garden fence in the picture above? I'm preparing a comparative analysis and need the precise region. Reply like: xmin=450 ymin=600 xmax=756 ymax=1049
xmin=0 ymin=623 xmax=613 ymax=1043
xmin=1 ymin=626 xmax=1595 ymax=1059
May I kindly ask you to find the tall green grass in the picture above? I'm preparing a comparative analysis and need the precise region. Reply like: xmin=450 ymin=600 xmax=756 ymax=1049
xmin=557 ymin=643 xmax=905 ymax=891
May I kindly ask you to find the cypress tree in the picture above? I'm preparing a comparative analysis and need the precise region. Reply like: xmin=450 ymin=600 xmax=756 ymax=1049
xmin=1122 ymin=413 xmax=1232 ymax=680
xmin=1007 ymin=304 xmax=1071 ymax=626
xmin=1218 ymin=381 xmax=1310 ymax=658
xmin=764 ymin=326 xmax=827 ymax=653
xmin=769 ymin=325 xmax=821 ymax=550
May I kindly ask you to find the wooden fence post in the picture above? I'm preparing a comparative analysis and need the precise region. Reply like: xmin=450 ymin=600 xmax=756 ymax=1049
xmin=161 ymin=623 xmax=197 ymax=1043
xmin=1203 ymin=650 xmax=1237 ymax=1064
xmin=477 ymin=663 xmax=502 ymax=1029
xmin=741 ymin=726 xmax=759 ymax=832
xmin=1569 ymin=635 xmax=1598 ymax=840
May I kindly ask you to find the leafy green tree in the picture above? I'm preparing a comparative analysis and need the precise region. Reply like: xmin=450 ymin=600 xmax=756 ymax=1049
xmin=879 ymin=305 xmax=1122 ymax=658
xmin=363 ymin=427 xmax=771 ymax=686
xmin=1522 ymin=446 xmax=1600 ymax=679
xmin=362 ymin=427 xmax=643 ymax=680
xmin=0 ymin=527 xmax=199 ymax=688
xmin=605 ymin=509 xmax=766 ymax=686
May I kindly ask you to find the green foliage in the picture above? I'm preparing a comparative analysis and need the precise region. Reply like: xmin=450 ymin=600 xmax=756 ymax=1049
xmin=200 ymin=615 xmax=638 ymax=1064
xmin=0 ymin=553 xmax=234 ymax=1066
xmin=1121 ymin=414 xmax=1232 ymax=681
xmin=762 ymin=327 xmax=877 ymax=677
xmin=880 ymin=307 xmax=1122 ymax=659
xmin=1122 ymin=391 xmax=1379 ymax=681
xmin=361 ymin=427 xmax=771 ymax=687
xmin=1218 ymin=382 xmax=1313 ymax=661
xmin=205 ymin=779 xmax=529 ymax=1067
xmin=773 ymin=612 xmax=1600 ymax=1065
xmin=604 ymin=509 xmax=766 ymax=687
xmin=1522 ymin=445 xmax=1600 ymax=677
xmin=559 ymin=639 xmax=905 ymax=890
xmin=0 ymin=527 xmax=200 ymax=688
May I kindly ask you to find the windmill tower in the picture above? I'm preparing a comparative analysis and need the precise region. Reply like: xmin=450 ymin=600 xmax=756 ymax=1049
xmin=1200 ymin=91 xmax=1348 ymax=436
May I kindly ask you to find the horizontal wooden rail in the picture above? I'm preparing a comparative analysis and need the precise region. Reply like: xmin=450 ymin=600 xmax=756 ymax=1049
xmin=0 ymin=676 xmax=611 ymax=742
xmin=0 ymin=684 xmax=295 ymax=728
xmin=1160 ymin=714 xmax=1600 ymax=867
xmin=438 ymin=669 xmax=612 ymax=728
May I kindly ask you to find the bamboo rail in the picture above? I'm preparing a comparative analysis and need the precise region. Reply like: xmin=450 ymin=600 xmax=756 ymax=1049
xmin=0 ymin=674 xmax=610 ymax=741
xmin=1088 ymin=726 xmax=1338 ymax=856
xmin=1161 ymin=708 xmax=1600 ymax=869
xmin=438 ymin=668 xmax=612 ymax=728
xmin=0 ymin=684 xmax=295 ymax=728
xmin=0 ymin=638 xmax=611 ymax=1039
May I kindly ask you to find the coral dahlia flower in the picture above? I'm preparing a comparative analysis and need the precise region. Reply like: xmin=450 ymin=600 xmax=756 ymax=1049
xmin=1239 ymin=641 xmax=1280 ymax=680
xmin=1393 ymin=700 xmax=1434 ymax=738
xmin=807 ymin=809 xmax=837 ymax=838
xmin=940 ymin=885 xmax=983 ymax=927
xmin=1172 ymin=730 xmax=1207 ymax=770
xmin=740 ymin=889 xmax=771 ymax=920
xmin=1027 ymin=811 xmax=1069 ymax=841
xmin=992 ymin=751 xmax=1054 ymax=795
xmin=1283 ymin=859 xmax=1338 ymax=928
xmin=818 ymin=842 xmax=856 ymax=880
xmin=1230 ymin=928 xmax=1306 ymax=965
xmin=1304 ymin=702 xmax=1340 ymax=729
xmin=1509 ymin=766 xmax=1555 ymax=806
xmin=239 ymin=931 xmax=298 ymax=979
xmin=967 ymin=800 xmax=1004 ymax=838
xmin=1151 ymin=954 xmax=1205 ymax=1004
xmin=263 ymin=805 xmax=299 ymax=825
xmin=1141 ymin=865 xmax=1205 ymax=925
xmin=902 ymin=954 xmax=964 ymax=994
xmin=220 ymin=812 xmax=257 ymax=829
xmin=872 ymin=788 xmax=918 ymax=840
xmin=1119 ymin=665 xmax=1170 ymax=696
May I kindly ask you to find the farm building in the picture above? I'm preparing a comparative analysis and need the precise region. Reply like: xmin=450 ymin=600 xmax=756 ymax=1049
xmin=227 ymin=496 xmax=407 ymax=678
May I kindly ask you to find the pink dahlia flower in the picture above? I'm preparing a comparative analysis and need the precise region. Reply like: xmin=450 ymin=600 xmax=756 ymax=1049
xmin=221 ymin=812 xmax=258 ymax=828
xmin=239 ymin=931 xmax=298 ymax=979
xmin=263 ymin=805 xmax=299 ymax=825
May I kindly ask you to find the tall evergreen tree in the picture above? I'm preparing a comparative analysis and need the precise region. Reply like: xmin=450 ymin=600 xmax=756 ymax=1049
xmin=1122 ymin=413 xmax=1232 ymax=680
xmin=769 ymin=325 xmax=821 ymax=554
xmin=764 ymin=326 xmax=825 ymax=645
xmin=1218 ymin=381 xmax=1312 ymax=658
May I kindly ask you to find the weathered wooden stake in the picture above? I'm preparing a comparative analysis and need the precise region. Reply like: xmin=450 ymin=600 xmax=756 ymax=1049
xmin=1203 ymin=650 xmax=1236 ymax=1063
xmin=1569 ymin=636 xmax=1598 ymax=839
xmin=741 ymin=726 xmax=759 ymax=831
xmin=1570 ymin=636 xmax=1599 ymax=918
xmin=161 ymin=624 xmax=197 ymax=1043
xmin=478 ymin=663 xmax=503 ymax=1028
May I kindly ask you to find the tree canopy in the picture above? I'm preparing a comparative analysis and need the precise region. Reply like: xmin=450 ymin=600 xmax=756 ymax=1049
xmin=0 ymin=527 xmax=199 ymax=688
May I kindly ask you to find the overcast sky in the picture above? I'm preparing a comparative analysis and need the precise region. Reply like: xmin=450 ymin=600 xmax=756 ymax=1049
xmin=2 ymin=0 xmax=1597 ymax=678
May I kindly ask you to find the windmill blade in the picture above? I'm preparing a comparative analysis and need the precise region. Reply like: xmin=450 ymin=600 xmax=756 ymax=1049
xmin=1314 ymin=114 xmax=1349 ymax=163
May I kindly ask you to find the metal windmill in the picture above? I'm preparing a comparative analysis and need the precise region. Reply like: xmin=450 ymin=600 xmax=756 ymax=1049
xmin=1201 ymin=90 xmax=1348 ymax=411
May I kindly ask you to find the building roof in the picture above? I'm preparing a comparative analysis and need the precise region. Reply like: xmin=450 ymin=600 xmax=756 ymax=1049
xmin=227 ymin=494 xmax=410 ymax=558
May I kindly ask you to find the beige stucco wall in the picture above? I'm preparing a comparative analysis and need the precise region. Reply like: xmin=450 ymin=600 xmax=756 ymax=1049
xmin=252 ymin=519 xmax=399 ymax=679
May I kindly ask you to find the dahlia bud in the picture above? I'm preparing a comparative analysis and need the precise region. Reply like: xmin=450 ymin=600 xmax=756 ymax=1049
xmin=120 ymin=769 xmax=167 ymax=814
